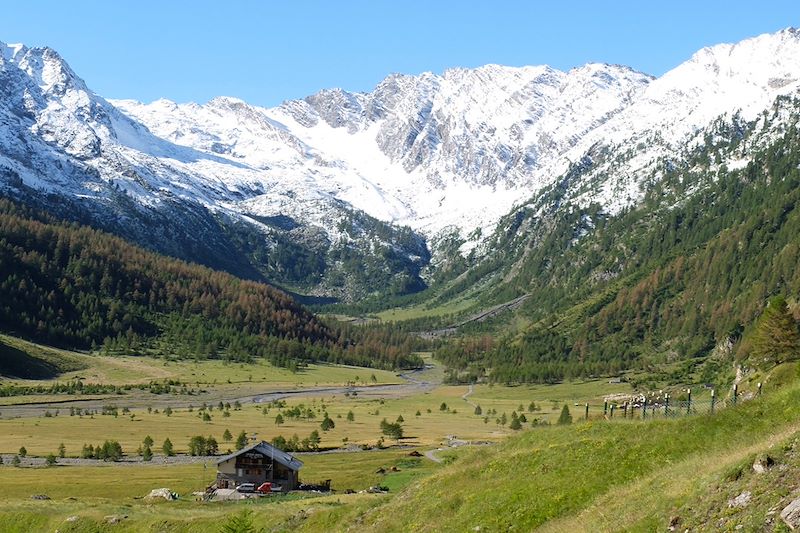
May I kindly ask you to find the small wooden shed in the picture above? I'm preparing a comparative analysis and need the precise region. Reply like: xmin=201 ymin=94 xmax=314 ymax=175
xmin=215 ymin=441 xmax=303 ymax=491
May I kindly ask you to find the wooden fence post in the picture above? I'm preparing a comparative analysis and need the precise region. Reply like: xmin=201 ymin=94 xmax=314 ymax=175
xmin=686 ymin=388 xmax=692 ymax=415
xmin=664 ymin=394 xmax=669 ymax=417
xmin=758 ymin=382 xmax=763 ymax=396
xmin=622 ymin=402 xmax=628 ymax=418
xmin=733 ymin=383 xmax=738 ymax=406
xmin=642 ymin=397 xmax=647 ymax=419
xmin=610 ymin=404 xmax=615 ymax=419
xmin=603 ymin=400 xmax=608 ymax=416
xmin=585 ymin=403 xmax=589 ymax=421
xmin=710 ymin=389 xmax=716 ymax=414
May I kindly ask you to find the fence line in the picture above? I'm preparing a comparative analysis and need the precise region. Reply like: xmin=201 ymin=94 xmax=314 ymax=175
xmin=585 ymin=381 xmax=762 ymax=421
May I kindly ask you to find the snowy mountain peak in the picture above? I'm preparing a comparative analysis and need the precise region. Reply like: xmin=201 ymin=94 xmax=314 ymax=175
xmin=1 ymin=42 xmax=26 ymax=62
xmin=3 ymin=29 xmax=800 ymax=297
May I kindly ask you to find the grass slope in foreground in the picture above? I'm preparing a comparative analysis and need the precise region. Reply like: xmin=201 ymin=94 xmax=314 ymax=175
xmin=354 ymin=376 xmax=800 ymax=532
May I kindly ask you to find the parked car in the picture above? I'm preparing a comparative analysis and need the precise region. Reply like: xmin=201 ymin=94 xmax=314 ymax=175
xmin=236 ymin=483 xmax=256 ymax=493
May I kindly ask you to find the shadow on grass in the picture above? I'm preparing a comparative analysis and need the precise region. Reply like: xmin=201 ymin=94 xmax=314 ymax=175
xmin=0 ymin=340 xmax=61 ymax=379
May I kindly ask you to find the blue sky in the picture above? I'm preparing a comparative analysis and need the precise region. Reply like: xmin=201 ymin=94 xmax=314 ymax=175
xmin=1 ymin=1 xmax=797 ymax=107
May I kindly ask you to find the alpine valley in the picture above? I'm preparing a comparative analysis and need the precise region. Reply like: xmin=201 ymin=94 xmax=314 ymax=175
xmin=2 ymin=26 xmax=800 ymax=371
xmin=6 ymin=23 xmax=800 ymax=533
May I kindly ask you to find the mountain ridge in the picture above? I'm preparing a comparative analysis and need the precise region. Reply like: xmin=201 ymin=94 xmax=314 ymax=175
xmin=2 ymin=29 xmax=800 ymax=300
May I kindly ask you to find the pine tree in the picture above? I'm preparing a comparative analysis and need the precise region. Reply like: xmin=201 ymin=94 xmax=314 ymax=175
xmin=235 ymin=430 xmax=248 ymax=450
xmin=142 ymin=444 xmax=153 ymax=461
xmin=750 ymin=296 xmax=800 ymax=368
xmin=18 ymin=446 xmax=27 ymax=458
xmin=474 ymin=405 xmax=482 ymax=415
xmin=557 ymin=405 xmax=573 ymax=425
xmin=308 ymin=430 xmax=321 ymax=450
xmin=223 ymin=429 xmax=233 ymax=441
xmin=45 ymin=453 xmax=57 ymax=466
xmin=320 ymin=415 xmax=335 ymax=431
xmin=81 ymin=444 xmax=94 ymax=459
xmin=275 ymin=414 xmax=284 ymax=425
xmin=220 ymin=509 xmax=257 ymax=533
xmin=143 ymin=435 xmax=154 ymax=448
xmin=206 ymin=436 xmax=219 ymax=455
xmin=162 ymin=438 xmax=174 ymax=457
xmin=58 ymin=443 xmax=66 ymax=458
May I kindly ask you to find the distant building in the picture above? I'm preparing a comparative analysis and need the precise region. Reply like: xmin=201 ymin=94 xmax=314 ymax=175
xmin=215 ymin=441 xmax=303 ymax=491
xmin=608 ymin=377 xmax=622 ymax=384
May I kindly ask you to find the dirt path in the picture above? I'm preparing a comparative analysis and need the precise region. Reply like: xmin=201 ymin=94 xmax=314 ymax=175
xmin=461 ymin=383 xmax=477 ymax=409
xmin=424 ymin=448 xmax=444 ymax=464
xmin=416 ymin=294 xmax=530 ymax=339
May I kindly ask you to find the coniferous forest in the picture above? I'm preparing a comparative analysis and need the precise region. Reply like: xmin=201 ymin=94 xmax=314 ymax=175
xmin=0 ymin=199 xmax=423 ymax=370
xmin=436 ymin=99 xmax=800 ymax=384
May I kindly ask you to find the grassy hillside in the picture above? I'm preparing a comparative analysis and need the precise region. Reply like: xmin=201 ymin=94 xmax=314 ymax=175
xmin=349 ymin=375 xmax=800 ymax=532
xmin=0 ymin=336 xmax=86 ymax=379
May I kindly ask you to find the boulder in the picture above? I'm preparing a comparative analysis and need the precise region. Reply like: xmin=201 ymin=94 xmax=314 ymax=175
xmin=145 ymin=488 xmax=177 ymax=501
xmin=753 ymin=455 xmax=775 ymax=474
xmin=781 ymin=497 xmax=800 ymax=529
xmin=728 ymin=491 xmax=751 ymax=508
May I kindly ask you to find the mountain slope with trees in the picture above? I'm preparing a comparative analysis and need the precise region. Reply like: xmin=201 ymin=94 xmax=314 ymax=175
xmin=0 ymin=199 xmax=423 ymax=369
xmin=432 ymin=96 xmax=800 ymax=384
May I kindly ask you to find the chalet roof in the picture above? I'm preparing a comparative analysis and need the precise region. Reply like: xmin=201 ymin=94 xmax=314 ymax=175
xmin=215 ymin=440 xmax=303 ymax=471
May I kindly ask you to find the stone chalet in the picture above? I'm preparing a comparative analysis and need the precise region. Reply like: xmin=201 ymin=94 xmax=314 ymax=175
xmin=215 ymin=441 xmax=303 ymax=491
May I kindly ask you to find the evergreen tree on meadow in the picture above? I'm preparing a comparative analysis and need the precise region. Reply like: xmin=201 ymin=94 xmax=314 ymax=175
xmin=235 ymin=430 xmax=248 ymax=450
xmin=162 ymin=438 xmax=174 ymax=457
xmin=750 ymin=296 xmax=800 ymax=368
xmin=557 ymin=405 xmax=572 ymax=425
xmin=320 ymin=415 xmax=335 ymax=432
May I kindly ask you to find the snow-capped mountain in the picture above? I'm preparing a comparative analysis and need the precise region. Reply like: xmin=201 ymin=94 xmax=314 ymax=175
xmin=116 ymin=62 xmax=652 ymax=248
xmin=1 ymin=29 xmax=800 ymax=300
xmin=554 ymin=27 xmax=800 ymax=212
